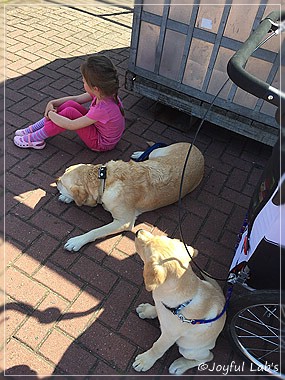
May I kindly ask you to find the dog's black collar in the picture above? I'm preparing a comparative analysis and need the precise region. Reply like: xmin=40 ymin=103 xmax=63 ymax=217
xmin=162 ymin=286 xmax=233 ymax=325
xmin=97 ymin=165 xmax=107 ymax=204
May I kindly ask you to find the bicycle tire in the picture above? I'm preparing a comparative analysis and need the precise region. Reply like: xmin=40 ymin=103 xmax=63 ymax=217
xmin=226 ymin=289 xmax=284 ymax=378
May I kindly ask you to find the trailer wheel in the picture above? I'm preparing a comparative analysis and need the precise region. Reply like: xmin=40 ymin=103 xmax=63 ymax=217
xmin=226 ymin=289 xmax=284 ymax=377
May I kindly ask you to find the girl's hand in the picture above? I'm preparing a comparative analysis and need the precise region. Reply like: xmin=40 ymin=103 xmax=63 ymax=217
xmin=45 ymin=101 xmax=57 ymax=119
xmin=47 ymin=110 xmax=56 ymax=121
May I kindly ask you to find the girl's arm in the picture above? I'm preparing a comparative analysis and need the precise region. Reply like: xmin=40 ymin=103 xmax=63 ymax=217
xmin=47 ymin=110 xmax=96 ymax=130
xmin=45 ymin=93 xmax=92 ymax=117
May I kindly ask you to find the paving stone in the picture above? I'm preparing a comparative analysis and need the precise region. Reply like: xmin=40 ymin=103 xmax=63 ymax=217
xmin=5 ymin=213 xmax=42 ymax=246
xmin=99 ymin=279 xmax=139 ymax=329
xmin=30 ymin=209 xmax=74 ymax=240
xmin=221 ymin=187 xmax=251 ymax=208
xmin=5 ymin=339 xmax=54 ymax=376
xmin=33 ymin=263 xmax=84 ymax=301
xmin=104 ymin=249 xmax=143 ymax=285
xmin=204 ymin=170 xmax=227 ymax=195
xmin=48 ymin=248 xmax=79 ymax=271
xmin=57 ymin=285 xmax=103 ymax=339
xmin=200 ymin=209 xmax=228 ymax=241
xmin=119 ymin=311 xmax=160 ymax=350
xmin=40 ymin=330 xmax=80 ymax=364
xmin=78 ymin=321 xmax=137 ymax=371
xmin=90 ymin=360 xmax=120 ymax=375
xmin=60 ymin=206 xmax=103 ymax=232
xmin=5 ymin=240 xmax=24 ymax=265
xmin=5 ymin=267 xmax=47 ymax=307
xmin=227 ymin=205 xmax=248 ymax=233
xmin=195 ymin=235 xmax=230 ymax=267
xmin=15 ymin=293 xmax=68 ymax=350
xmin=174 ymin=212 xmax=204 ymax=243
xmin=113 ymin=235 xmax=136 ymax=257
xmin=13 ymin=235 xmax=60 ymax=275
xmin=55 ymin=342 xmax=97 ymax=375
xmin=84 ymin=235 xmax=122 ymax=261
xmin=70 ymin=256 xmax=118 ymax=294
xmin=220 ymin=229 xmax=239 ymax=250
xmin=5 ymin=300 xmax=29 ymax=340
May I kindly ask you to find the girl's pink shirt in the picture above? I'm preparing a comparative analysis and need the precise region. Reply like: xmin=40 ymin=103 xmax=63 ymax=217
xmin=86 ymin=95 xmax=125 ymax=150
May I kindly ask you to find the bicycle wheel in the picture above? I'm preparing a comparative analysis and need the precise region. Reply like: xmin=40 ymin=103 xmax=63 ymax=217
xmin=226 ymin=289 xmax=284 ymax=378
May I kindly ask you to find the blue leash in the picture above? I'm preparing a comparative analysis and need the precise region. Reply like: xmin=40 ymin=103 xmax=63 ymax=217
xmin=131 ymin=142 xmax=167 ymax=162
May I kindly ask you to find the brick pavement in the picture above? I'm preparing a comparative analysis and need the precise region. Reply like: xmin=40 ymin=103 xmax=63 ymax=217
xmin=2 ymin=2 xmax=274 ymax=378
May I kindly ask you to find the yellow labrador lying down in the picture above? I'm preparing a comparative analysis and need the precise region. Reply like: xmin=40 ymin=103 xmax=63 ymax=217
xmin=133 ymin=230 xmax=226 ymax=375
xmin=57 ymin=142 xmax=204 ymax=252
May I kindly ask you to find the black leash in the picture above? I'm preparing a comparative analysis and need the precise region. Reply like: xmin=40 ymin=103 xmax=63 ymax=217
xmin=178 ymin=78 xmax=231 ymax=282
xmin=177 ymin=20 xmax=281 ymax=283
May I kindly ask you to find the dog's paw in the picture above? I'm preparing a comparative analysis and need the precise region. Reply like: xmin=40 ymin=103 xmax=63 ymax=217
xmin=58 ymin=194 xmax=73 ymax=203
xmin=169 ymin=358 xmax=198 ymax=375
xmin=136 ymin=303 xmax=157 ymax=319
xmin=64 ymin=236 xmax=85 ymax=252
xmin=132 ymin=351 xmax=156 ymax=372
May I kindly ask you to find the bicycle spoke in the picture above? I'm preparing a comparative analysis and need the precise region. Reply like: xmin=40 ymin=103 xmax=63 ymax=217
xmin=239 ymin=314 xmax=280 ymax=332
xmin=245 ymin=307 xmax=279 ymax=337
xmin=237 ymin=334 xmax=279 ymax=339
xmin=257 ymin=346 xmax=280 ymax=361
xmin=245 ymin=347 xmax=282 ymax=353
xmin=246 ymin=347 xmax=280 ymax=362
xmin=229 ymin=293 xmax=283 ymax=376
xmin=236 ymin=325 xmax=280 ymax=347
xmin=263 ymin=305 xmax=278 ymax=320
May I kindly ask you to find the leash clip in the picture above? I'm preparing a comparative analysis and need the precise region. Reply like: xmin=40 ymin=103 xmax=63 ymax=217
xmin=177 ymin=313 xmax=186 ymax=322
xmin=177 ymin=313 xmax=197 ymax=324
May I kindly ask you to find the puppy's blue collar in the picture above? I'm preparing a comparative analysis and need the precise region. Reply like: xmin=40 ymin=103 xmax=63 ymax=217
xmin=162 ymin=286 xmax=233 ymax=325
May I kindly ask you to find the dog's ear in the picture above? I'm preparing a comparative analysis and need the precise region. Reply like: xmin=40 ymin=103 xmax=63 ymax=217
xmin=70 ymin=185 xmax=88 ymax=206
xmin=143 ymin=259 xmax=167 ymax=291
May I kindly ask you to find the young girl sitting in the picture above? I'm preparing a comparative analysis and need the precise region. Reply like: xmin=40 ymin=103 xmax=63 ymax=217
xmin=14 ymin=55 xmax=125 ymax=151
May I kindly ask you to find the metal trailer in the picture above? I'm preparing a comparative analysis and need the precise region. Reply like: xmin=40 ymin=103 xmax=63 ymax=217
xmin=125 ymin=1 xmax=284 ymax=146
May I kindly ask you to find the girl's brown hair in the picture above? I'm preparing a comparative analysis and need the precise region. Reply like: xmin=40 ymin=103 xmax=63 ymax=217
xmin=80 ymin=55 xmax=124 ymax=115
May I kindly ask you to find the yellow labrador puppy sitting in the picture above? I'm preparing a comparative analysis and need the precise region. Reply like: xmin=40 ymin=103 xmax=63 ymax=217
xmin=133 ymin=230 xmax=226 ymax=375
